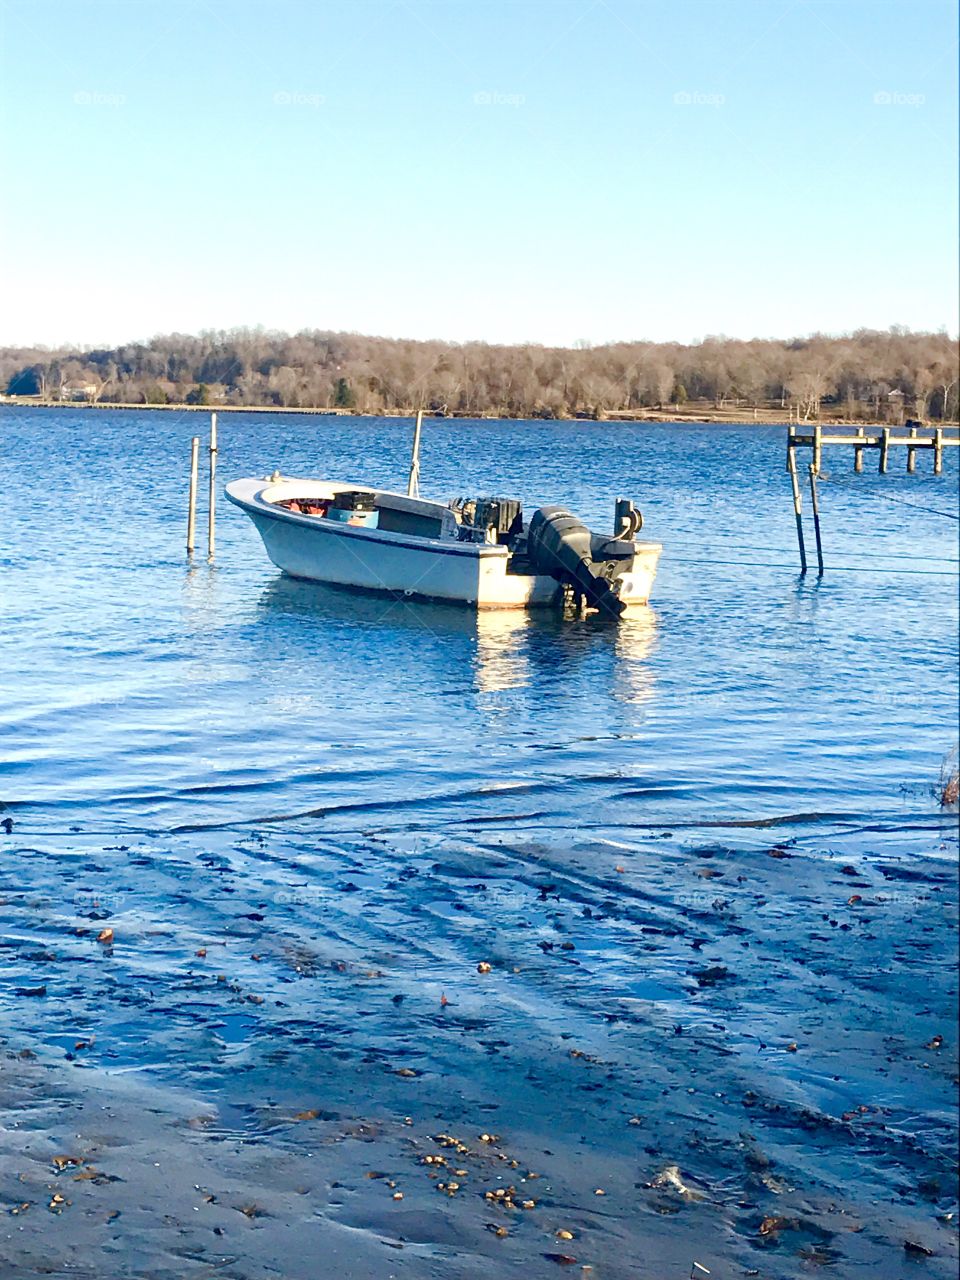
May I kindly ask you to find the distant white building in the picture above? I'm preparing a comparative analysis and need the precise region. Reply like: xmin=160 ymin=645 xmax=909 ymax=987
xmin=61 ymin=378 xmax=100 ymax=402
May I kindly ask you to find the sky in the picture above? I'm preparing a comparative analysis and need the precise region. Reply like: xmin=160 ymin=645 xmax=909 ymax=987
xmin=0 ymin=0 xmax=957 ymax=349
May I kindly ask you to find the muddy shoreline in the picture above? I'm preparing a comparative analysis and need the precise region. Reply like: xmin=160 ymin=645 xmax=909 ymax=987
xmin=2 ymin=816 xmax=957 ymax=1279
xmin=5 ymin=398 xmax=943 ymax=428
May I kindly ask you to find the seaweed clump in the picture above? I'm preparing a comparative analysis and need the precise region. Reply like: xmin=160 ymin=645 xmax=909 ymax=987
xmin=939 ymin=747 xmax=959 ymax=806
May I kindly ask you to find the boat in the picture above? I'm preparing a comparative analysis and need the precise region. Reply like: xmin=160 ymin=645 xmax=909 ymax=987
xmin=226 ymin=418 xmax=661 ymax=617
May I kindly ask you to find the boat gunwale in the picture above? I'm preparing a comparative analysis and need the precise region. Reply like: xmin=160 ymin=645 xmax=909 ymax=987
xmin=225 ymin=480 xmax=510 ymax=560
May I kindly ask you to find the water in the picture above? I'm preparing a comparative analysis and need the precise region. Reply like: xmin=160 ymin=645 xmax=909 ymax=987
xmin=1 ymin=409 xmax=956 ymax=834
xmin=0 ymin=408 xmax=957 ymax=1279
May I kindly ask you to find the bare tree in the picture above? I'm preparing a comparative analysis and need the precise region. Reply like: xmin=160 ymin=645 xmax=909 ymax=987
xmin=2 ymin=326 xmax=956 ymax=420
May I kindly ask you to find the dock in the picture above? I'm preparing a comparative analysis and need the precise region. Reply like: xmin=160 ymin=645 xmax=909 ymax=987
xmin=785 ymin=421 xmax=958 ymax=576
xmin=788 ymin=422 xmax=959 ymax=476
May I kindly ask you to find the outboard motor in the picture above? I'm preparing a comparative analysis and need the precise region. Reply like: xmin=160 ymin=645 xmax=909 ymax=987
xmin=526 ymin=505 xmax=635 ymax=618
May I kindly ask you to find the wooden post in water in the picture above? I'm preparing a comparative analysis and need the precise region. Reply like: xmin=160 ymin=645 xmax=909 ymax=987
xmin=186 ymin=436 xmax=199 ymax=554
xmin=207 ymin=412 xmax=218 ymax=560
xmin=879 ymin=426 xmax=891 ymax=473
xmin=906 ymin=424 xmax=918 ymax=473
xmin=854 ymin=426 xmax=865 ymax=473
xmin=787 ymin=447 xmax=807 ymax=575
xmin=808 ymin=462 xmax=824 ymax=576
xmin=812 ymin=422 xmax=822 ymax=476
xmin=934 ymin=427 xmax=944 ymax=475
xmin=407 ymin=408 xmax=423 ymax=498
xmin=786 ymin=423 xmax=797 ymax=471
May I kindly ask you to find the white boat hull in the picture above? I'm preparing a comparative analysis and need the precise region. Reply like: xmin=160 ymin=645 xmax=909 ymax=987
xmin=226 ymin=478 xmax=660 ymax=610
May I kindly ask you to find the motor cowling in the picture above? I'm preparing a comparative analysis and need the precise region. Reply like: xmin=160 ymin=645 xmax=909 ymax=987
xmin=526 ymin=505 xmax=630 ymax=617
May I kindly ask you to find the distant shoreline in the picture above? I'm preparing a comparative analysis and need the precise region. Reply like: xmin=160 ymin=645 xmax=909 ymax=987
xmin=1 ymin=397 xmax=942 ymax=429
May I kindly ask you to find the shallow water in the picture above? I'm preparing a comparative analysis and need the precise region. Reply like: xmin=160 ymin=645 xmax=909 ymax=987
xmin=0 ymin=408 xmax=957 ymax=1278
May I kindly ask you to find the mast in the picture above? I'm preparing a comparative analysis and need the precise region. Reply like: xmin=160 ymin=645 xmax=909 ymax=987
xmin=407 ymin=408 xmax=423 ymax=497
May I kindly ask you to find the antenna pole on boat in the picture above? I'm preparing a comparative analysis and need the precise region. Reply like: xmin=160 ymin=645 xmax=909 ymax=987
xmin=207 ymin=412 xmax=218 ymax=560
xmin=407 ymin=408 xmax=423 ymax=498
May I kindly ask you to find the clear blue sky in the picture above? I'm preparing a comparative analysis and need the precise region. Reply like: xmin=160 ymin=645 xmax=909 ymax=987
xmin=1 ymin=0 xmax=956 ymax=348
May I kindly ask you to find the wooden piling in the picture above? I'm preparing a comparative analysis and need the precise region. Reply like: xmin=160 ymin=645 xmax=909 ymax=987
xmin=808 ymin=462 xmax=824 ymax=576
xmin=207 ymin=412 xmax=218 ymax=560
xmin=934 ymin=427 xmax=943 ymax=475
xmin=906 ymin=424 xmax=918 ymax=473
xmin=812 ymin=423 xmax=822 ymax=476
xmin=186 ymin=436 xmax=199 ymax=554
xmin=787 ymin=447 xmax=807 ymax=575
xmin=879 ymin=427 xmax=891 ymax=473
xmin=854 ymin=426 xmax=865 ymax=472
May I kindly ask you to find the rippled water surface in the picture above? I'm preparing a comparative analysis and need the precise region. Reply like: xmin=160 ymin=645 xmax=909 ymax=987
xmin=2 ymin=408 xmax=957 ymax=833
xmin=0 ymin=408 xmax=957 ymax=1280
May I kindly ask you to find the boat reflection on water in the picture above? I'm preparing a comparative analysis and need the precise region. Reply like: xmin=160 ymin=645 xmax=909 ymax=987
xmin=470 ymin=608 xmax=531 ymax=694
xmin=612 ymin=608 xmax=658 ymax=707
xmin=255 ymin=576 xmax=658 ymax=707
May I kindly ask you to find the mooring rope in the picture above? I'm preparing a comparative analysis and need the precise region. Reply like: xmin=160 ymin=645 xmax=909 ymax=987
xmin=669 ymin=556 xmax=958 ymax=576
xmin=705 ymin=539 xmax=958 ymax=564
xmin=839 ymin=488 xmax=959 ymax=521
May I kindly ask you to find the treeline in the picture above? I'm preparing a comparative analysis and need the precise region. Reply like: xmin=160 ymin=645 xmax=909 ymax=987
xmin=2 ymin=327 xmax=957 ymax=421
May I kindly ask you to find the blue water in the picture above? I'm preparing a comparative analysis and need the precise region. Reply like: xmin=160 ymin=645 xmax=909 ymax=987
xmin=0 ymin=408 xmax=956 ymax=836
xmin=1 ymin=408 xmax=957 ymax=1279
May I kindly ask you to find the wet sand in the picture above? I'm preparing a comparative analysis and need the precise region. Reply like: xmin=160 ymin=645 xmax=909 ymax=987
xmin=2 ymin=818 xmax=957 ymax=1279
